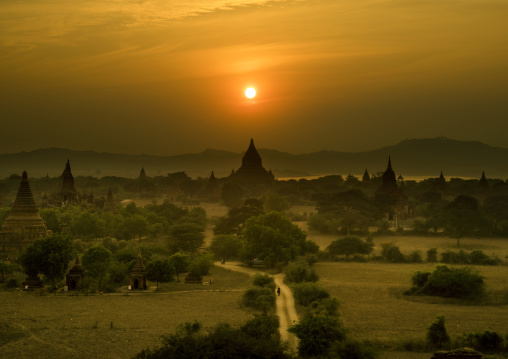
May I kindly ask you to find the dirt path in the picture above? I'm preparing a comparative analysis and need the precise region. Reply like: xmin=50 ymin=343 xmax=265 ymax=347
xmin=221 ymin=262 xmax=299 ymax=353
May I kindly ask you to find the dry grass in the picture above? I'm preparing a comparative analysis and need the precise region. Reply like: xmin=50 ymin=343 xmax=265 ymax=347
xmin=0 ymin=267 xmax=252 ymax=359
xmin=315 ymin=261 xmax=508 ymax=348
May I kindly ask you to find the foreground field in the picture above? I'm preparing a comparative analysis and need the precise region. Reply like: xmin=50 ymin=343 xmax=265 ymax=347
xmin=315 ymin=261 xmax=508 ymax=357
xmin=0 ymin=267 xmax=252 ymax=359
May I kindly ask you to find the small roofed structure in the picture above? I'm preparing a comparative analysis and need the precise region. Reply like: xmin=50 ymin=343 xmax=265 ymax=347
xmin=130 ymin=249 xmax=147 ymax=290
xmin=431 ymin=348 xmax=482 ymax=359
xmin=0 ymin=171 xmax=47 ymax=260
xmin=184 ymin=270 xmax=202 ymax=284
xmin=66 ymin=255 xmax=85 ymax=290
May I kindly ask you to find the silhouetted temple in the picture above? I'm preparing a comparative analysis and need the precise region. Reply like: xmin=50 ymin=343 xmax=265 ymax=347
xmin=362 ymin=169 xmax=370 ymax=182
xmin=0 ymin=171 xmax=48 ymax=260
xmin=59 ymin=159 xmax=78 ymax=204
xmin=229 ymin=139 xmax=275 ymax=183
xmin=139 ymin=167 xmax=147 ymax=179
xmin=102 ymin=188 xmax=119 ymax=214
xmin=374 ymin=157 xmax=410 ymax=221
xmin=478 ymin=171 xmax=489 ymax=190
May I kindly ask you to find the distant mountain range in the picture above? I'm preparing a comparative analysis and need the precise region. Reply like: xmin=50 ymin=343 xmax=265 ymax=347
xmin=1 ymin=137 xmax=507 ymax=180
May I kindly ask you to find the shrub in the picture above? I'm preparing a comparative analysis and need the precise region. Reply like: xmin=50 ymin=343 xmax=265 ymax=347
xmin=381 ymin=243 xmax=405 ymax=263
xmin=411 ymin=271 xmax=430 ymax=288
xmin=470 ymin=251 xmax=500 ymax=265
xmin=408 ymin=251 xmax=423 ymax=263
xmin=330 ymin=340 xmax=378 ymax=359
xmin=289 ymin=315 xmax=346 ymax=358
xmin=327 ymin=236 xmax=373 ymax=259
xmin=242 ymin=287 xmax=275 ymax=312
xmin=427 ymin=248 xmax=438 ymax=262
xmin=308 ymin=297 xmax=340 ymax=317
xmin=284 ymin=260 xmax=319 ymax=284
xmin=427 ymin=315 xmax=450 ymax=349
xmin=4 ymin=278 xmax=18 ymax=289
xmin=240 ymin=314 xmax=279 ymax=340
xmin=291 ymin=282 xmax=330 ymax=307
xmin=252 ymin=273 xmax=275 ymax=291
xmin=408 ymin=265 xmax=486 ymax=300
xmin=459 ymin=331 xmax=504 ymax=353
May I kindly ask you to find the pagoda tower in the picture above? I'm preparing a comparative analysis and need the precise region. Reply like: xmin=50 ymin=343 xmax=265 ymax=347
xmin=374 ymin=157 xmax=409 ymax=221
xmin=59 ymin=159 xmax=78 ymax=204
xmin=139 ymin=167 xmax=147 ymax=179
xmin=102 ymin=188 xmax=119 ymax=214
xmin=0 ymin=171 xmax=48 ymax=260
xmin=362 ymin=169 xmax=370 ymax=182
xmin=230 ymin=139 xmax=274 ymax=183
xmin=129 ymin=249 xmax=147 ymax=290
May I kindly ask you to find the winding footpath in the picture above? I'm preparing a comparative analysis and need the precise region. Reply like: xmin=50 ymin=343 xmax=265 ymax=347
xmin=221 ymin=262 xmax=299 ymax=353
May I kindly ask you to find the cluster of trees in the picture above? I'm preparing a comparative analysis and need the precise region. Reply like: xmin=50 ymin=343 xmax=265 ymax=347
xmin=39 ymin=200 xmax=204 ymax=243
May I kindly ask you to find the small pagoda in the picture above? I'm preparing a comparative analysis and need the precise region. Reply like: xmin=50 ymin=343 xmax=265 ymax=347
xmin=130 ymin=250 xmax=147 ymax=290
xmin=102 ymin=188 xmax=119 ymax=214
xmin=66 ymin=255 xmax=85 ymax=290
xmin=374 ymin=157 xmax=409 ymax=221
xmin=0 ymin=171 xmax=48 ymax=260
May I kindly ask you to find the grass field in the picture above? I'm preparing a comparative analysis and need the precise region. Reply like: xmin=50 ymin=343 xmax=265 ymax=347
xmin=0 ymin=267 xmax=252 ymax=359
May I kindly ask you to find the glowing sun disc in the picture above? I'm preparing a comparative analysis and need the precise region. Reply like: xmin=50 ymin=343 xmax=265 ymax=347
xmin=245 ymin=88 xmax=256 ymax=98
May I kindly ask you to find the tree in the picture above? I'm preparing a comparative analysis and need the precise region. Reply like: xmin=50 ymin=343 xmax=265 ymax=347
xmin=146 ymin=259 xmax=175 ymax=288
xmin=427 ymin=315 xmax=450 ymax=349
xmin=0 ymin=260 xmax=14 ymax=283
xmin=242 ymin=211 xmax=307 ymax=267
xmin=82 ymin=245 xmax=112 ymax=290
xmin=209 ymin=234 xmax=243 ymax=260
xmin=327 ymin=236 xmax=373 ymax=259
xmin=289 ymin=315 xmax=346 ymax=357
xmin=70 ymin=211 xmax=107 ymax=239
xmin=18 ymin=234 xmax=74 ymax=289
xmin=168 ymin=222 xmax=205 ymax=253
xmin=169 ymin=253 xmax=191 ymax=282
xmin=213 ymin=199 xmax=264 ymax=236
xmin=220 ymin=183 xmax=244 ymax=208
xmin=264 ymin=194 xmax=291 ymax=213
xmin=189 ymin=253 xmax=214 ymax=277
xmin=442 ymin=195 xmax=480 ymax=247
xmin=123 ymin=214 xmax=150 ymax=241
xmin=315 ymin=189 xmax=381 ymax=235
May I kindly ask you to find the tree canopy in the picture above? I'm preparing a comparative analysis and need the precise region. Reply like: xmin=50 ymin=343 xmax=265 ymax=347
xmin=242 ymin=211 xmax=307 ymax=267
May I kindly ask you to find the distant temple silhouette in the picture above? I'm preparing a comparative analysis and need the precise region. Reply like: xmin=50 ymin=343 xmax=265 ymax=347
xmin=375 ymin=157 xmax=411 ymax=221
xmin=59 ymin=159 xmax=78 ymax=204
xmin=229 ymin=139 xmax=275 ymax=183
xmin=0 ymin=171 xmax=48 ymax=260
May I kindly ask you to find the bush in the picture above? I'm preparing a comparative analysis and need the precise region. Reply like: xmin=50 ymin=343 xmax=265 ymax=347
xmin=427 ymin=248 xmax=438 ymax=262
xmin=411 ymin=271 xmax=431 ymax=288
xmin=427 ymin=315 xmax=450 ymax=349
xmin=291 ymin=282 xmax=330 ymax=307
xmin=327 ymin=236 xmax=373 ymax=259
xmin=330 ymin=340 xmax=378 ymax=359
xmin=288 ymin=315 xmax=346 ymax=358
xmin=284 ymin=260 xmax=319 ymax=284
xmin=252 ymin=273 xmax=276 ymax=291
xmin=440 ymin=250 xmax=500 ymax=266
xmin=381 ymin=243 xmax=405 ymax=263
xmin=407 ymin=265 xmax=486 ymax=300
xmin=4 ymin=278 xmax=18 ymax=289
xmin=242 ymin=287 xmax=275 ymax=312
xmin=459 ymin=331 xmax=504 ymax=353
xmin=408 ymin=251 xmax=423 ymax=263
xmin=240 ymin=314 xmax=279 ymax=340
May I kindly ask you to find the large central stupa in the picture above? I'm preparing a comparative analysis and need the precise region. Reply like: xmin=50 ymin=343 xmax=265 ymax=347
xmin=229 ymin=139 xmax=274 ymax=183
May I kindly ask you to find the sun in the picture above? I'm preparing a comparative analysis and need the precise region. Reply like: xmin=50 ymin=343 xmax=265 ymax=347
xmin=245 ymin=87 xmax=256 ymax=99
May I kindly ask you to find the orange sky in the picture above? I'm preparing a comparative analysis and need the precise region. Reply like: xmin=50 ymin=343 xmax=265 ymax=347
xmin=1 ymin=0 xmax=507 ymax=155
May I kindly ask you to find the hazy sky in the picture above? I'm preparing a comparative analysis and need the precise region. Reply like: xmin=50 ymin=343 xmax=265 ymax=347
xmin=1 ymin=0 xmax=507 ymax=155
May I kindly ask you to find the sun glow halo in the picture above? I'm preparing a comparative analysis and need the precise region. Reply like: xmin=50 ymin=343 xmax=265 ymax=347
xmin=245 ymin=87 xmax=256 ymax=99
